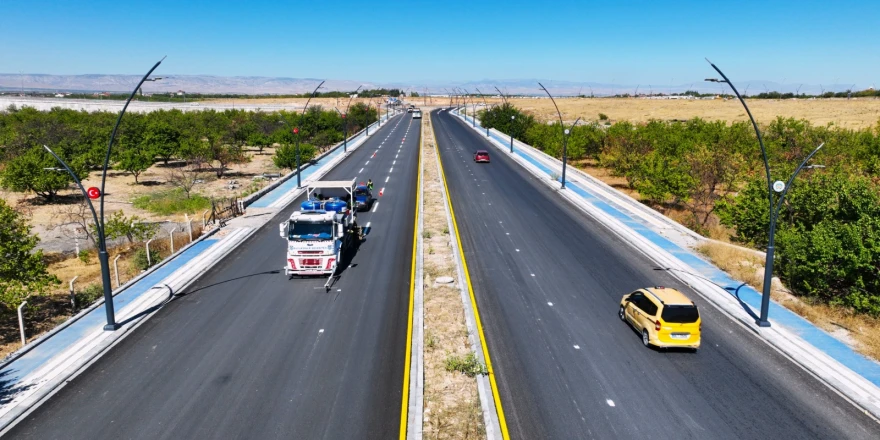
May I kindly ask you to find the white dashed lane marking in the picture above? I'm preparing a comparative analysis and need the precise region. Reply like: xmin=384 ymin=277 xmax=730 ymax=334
xmin=385 ymin=176 xmax=390 ymax=183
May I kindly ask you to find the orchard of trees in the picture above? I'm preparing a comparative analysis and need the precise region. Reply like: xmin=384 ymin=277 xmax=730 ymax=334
xmin=480 ymin=103 xmax=880 ymax=315
xmin=0 ymin=104 xmax=378 ymax=202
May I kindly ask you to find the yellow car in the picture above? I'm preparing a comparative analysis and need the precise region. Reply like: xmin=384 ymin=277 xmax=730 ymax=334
xmin=619 ymin=287 xmax=701 ymax=351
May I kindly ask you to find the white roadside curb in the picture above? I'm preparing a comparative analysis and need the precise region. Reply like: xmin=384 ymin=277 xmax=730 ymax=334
xmin=450 ymin=109 xmax=880 ymax=421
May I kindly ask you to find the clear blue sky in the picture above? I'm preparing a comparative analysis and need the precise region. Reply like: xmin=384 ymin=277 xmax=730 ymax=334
xmin=1 ymin=0 xmax=876 ymax=86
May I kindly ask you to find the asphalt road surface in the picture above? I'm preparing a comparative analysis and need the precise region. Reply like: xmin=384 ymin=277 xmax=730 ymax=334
xmin=432 ymin=109 xmax=880 ymax=440
xmin=6 ymin=114 xmax=420 ymax=439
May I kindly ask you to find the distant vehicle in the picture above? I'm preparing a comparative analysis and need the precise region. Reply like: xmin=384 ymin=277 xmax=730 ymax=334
xmin=474 ymin=150 xmax=490 ymax=163
xmin=619 ymin=287 xmax=701 ymax=351
xmin=353 ymin=184 xmax=375 ymax=211
xmin=407 ymin=108 xmax=413 ymax=113
xmin=413 ymin=110 xmax=422 ymax=119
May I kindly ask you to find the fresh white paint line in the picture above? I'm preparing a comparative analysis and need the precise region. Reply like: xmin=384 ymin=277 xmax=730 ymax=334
xmin=337 ymin=289 xmax=342 ymax=292
xmin=359 ymin=168 xmax=364 ymax=173
xmin=365 ymin=222 xmax=371 ymax=228
xmin=516 ymin=249 xmax=520 ymax=252
xmin=372 ymin=202 xmax=379 ymax=212
xmin=531 ymin=274 xmax=535 ymax=277
xmin=606 ymin=400 xmax=615 ymax=407
xmin=395 ymin=154 xmax=399 ymax=159
xmin=548 ymin=302 xmax=553 ymax=306
xmin=389 ymin=167 xmax=394 ymax=173
xmin=574 ymin=345 xmax=581 ymax=350
xmin=506 ymin=232 xmax=510 ymax=235
xmin=385 ymin=176 xmax=390 ymax=183
xmin=319 ymin=329 xmax=324 ymax=333
xmin=392 ymin=160 xmax=396 ymax=165
xmin=366 ymin=161 xmax=370 ymax=165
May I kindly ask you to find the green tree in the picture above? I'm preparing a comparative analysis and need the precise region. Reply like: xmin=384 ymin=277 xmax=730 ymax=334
xmin=98 ymin=210 xmax=158 ymax=244
xmin=0 ymin=199 xmax=58 ymax=311
xmin=1 ymin=147 xmax=88 ymax=202
xmin=478 ymin=103 xmax=535 ymax=139
xmin=117 ymin=146 xmax=155 ymax=184
xmin=273 ymin=143 xmax=316 ymax=171
xmin=141 ymin=121 xmax=181 ymax=165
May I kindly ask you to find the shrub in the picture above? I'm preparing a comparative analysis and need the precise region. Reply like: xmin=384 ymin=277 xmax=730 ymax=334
xmin=444 ymin=352 xmax=487 ymax=377
xmin=132 ymin=188 xmax=211 ymax=216
xmin=76 ymin=283 xmax=105 ymax=308
xmin=598 ymin=113 xmax=609 ymax=121
xmin=78 ymin=250 xmax=91 ymax=264
xmin=133 ymin=247 xmax=163 ymax=271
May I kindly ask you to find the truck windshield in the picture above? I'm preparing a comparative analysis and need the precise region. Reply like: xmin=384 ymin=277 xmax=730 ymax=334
xmin=289 ymin=221 xmax=333 ymax=240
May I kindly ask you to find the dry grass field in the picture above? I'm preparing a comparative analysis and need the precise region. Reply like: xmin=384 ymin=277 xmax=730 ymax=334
xmin=483 ymin=96 xmax=880 ymax=129
xmin=218 ymin=95 xmax=880 ymax=128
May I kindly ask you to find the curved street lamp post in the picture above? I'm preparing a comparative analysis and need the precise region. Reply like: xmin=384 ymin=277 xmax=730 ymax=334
xmin=475 ymin=88 xmax=490 ymax=136
xmin=705 ymin=59 xmax=824 ymax=327
xmin=539 ymin=82 xmax=581 ymax=189
xmin=277 ymin=80 xmax=323 ymax=188
xmin=343 ymin=85 xmax=362 ymax=152
xmin=44 ymin=57 xmax=165 ymax=331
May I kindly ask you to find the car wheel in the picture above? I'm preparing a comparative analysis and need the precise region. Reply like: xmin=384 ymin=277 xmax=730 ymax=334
xmin=618 ymin=306 xmax=626 ymax=321
xmin=642 ymin=329 xmax=651 ymax=347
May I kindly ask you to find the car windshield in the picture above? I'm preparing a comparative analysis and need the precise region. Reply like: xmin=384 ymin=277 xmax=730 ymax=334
xmin=661 ymin=305 xmax=700 ymax=323
xmin=289 ymin=221 xmax=333 ymax=240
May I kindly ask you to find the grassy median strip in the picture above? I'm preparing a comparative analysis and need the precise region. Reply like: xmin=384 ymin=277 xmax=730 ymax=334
xmin=421 ymin=111 xmax=486 ymax=439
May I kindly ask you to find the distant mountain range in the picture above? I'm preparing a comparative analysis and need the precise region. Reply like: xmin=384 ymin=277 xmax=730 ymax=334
xmin=0 ymin=73 xmax=867 ymax=97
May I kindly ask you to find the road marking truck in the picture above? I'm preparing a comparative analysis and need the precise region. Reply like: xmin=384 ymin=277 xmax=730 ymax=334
xmin=279 ymin=179 xmax=364 ymax=290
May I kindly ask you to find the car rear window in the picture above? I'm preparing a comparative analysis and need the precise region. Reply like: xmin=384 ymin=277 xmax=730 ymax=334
xmin=661 ymin=305 xmax=699 ymax=323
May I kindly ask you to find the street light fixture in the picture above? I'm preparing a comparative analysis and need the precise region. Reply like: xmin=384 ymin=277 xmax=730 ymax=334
xmin=494 ymin=86 xmax=508 ymax=105
xmin=510 ymin=115 xmax=515 ymax=153
xmin=343 ymin=85 xmax=363 ymax=152
xmin=705 ymin=59 xmax=824 ymax=328
xmin=538 ymin=82 xmax=581 ymax=189
xmin=475 ymin=88 xmax=491 ymax=137
xmin=44 ymin=57 xmax=165 ymax=331
xmin=461 ymin=88 xmax=477 ymax=127
xmin=141 ymin=77 xmax=163 ymax=101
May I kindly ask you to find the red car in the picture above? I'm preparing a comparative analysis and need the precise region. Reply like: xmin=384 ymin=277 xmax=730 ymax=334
xmin=474 ymin=150 xmax=490 ymax=163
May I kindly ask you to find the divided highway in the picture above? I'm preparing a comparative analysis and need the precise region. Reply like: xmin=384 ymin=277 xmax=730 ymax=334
xmin=6 ymin=114 xmax=420 ymax=439
xmin=432 ymin=109 xmax=880 ymax=439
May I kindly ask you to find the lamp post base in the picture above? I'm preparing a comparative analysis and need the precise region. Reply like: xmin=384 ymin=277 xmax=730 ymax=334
xmin=103 ymin=323 xmax=120 ymax=331
xmin=756 ymin=319 xmax=771 ymax=328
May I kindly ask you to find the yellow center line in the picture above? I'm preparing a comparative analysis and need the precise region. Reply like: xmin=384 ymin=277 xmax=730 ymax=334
xmin=433 ymin=115 xmax=511 ymax=439
xmin=399 ymin=117 xmax=422 ymax=439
